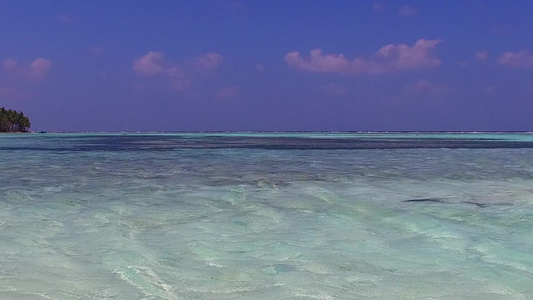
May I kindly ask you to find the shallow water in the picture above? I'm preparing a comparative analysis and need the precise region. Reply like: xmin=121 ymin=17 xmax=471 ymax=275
xmin=1 ymin=133 xmax=532 ymax=299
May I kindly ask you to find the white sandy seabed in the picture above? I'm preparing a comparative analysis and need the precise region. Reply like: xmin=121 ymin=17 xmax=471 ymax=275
xmin=0 ymin=133 xmax=532 ymax=299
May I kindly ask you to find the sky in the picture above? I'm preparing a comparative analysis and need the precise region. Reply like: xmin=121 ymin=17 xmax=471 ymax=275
xmin=1 ymin=0 xmax=533 ymax=132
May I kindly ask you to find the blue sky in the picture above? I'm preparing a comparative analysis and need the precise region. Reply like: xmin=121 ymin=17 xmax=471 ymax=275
xmin=1 ymin=0 xmax=533 ymax=131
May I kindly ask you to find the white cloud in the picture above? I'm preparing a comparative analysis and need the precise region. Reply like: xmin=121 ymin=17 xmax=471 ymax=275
xmin=190 ymin=53 xmax=222 ymax=72
xmin=285 ymin=39 xmax=442 ymax=74
xmin=3 ymin=59 xmax=17 ymax=71
xmin=167 ymin=67 xmax=192 ymax=91
xmin=373 ymin=2 xmax=386 ymax=12
xmin=29 ymin=59 xmax=53 ymax=79
xmin=133 ymin=51 xmax=222 ymax=91
xmin=476 ymin=50 xmax=489 ymax=61
xmin=0 ymin=86 xmax=31 ymax=100
xmin=498 ymin=50 xmax=533 ymax=68
xmin=398 ymin=5 xmax=418 ymax=17
xmin=2 ymin=58 xmax=52 ymax=80
xmin=216 ymin=86 xmax=239 ymax=99
xmin=403 ymin=79 xmax=453 ymax=96
xmin=133 ymin=51 xmax=166 ymax=76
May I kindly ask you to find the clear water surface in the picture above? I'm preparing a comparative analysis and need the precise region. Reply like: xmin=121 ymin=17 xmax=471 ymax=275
xmin=0 ymin=133 xmax=532 ymax=299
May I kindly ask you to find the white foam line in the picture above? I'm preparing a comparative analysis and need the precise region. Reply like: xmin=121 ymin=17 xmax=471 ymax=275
xmin=115 ymin=265 xmax=180 ymax=300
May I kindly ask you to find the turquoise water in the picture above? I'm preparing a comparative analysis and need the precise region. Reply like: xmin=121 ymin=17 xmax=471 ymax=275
xmin=1 ymin=133 xmax=532 ymax=299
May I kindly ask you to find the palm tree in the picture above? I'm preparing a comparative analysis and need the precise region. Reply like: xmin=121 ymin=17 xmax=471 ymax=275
xmin=0 ymin=107 xmax=31 ymax=132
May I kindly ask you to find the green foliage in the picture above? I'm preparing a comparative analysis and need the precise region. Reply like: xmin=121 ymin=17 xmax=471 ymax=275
xmin=0 ymin=107 xmax=31 ymax=132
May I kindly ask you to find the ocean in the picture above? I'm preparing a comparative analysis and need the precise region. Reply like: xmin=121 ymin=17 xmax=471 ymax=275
xmin=0 ymin=133 xmax=532 ymax=299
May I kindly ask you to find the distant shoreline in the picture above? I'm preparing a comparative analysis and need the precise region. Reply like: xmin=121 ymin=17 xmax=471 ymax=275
xmin=0 ymin=132 xmax=30 ymax=134
xmin=16 ymin=131 xmax=533 ymax=134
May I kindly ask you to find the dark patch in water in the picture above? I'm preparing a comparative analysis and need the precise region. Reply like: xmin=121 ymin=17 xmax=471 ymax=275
xmin=3 ymin=134 xmax=533 ymax=152
xmin=464 ymin=201 xmax=488 ymax=208
xmin=403 ymin=198 xmax=447 ymax=204
xmin=404 ymin=198 xmax=489 ymax=208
